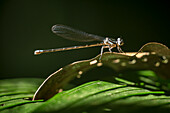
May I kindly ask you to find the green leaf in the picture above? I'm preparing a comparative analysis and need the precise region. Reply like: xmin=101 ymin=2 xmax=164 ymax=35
xmin=0 ymin=78 xmax=44 ymax=113
xmin=33 ymin=81 xmax=169 ymax=113
xmin=1 ymin=78 xmax=170 ymax=113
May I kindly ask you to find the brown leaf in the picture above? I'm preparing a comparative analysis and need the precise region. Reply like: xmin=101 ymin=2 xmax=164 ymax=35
xmin=32 ymin=42 xmax=169 ymax=100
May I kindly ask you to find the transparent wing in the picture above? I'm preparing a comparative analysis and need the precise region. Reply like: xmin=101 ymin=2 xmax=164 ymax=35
xmin=51 ymin=24 xmax=105 ymax=42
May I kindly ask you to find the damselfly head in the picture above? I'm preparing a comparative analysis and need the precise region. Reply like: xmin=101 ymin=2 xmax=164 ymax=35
xmin=108 ymin=37 xmax=124 ymax=46
xmin=117 ymin=37 xmax=124 ymax=46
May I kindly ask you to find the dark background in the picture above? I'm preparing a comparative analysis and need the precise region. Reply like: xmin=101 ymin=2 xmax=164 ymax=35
xmin=1 ymin=0 xmax=170 ymax=79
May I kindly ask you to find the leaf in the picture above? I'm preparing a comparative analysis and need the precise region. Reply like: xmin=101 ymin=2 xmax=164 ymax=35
xmin=33 ymin=42 xmax=170 ymax=100
xmin=137 ymin=42 xmax=170 ymax=79
xmin=0 ymin=78 xmax=44 ymax=113
xmin=138 ymin=42 xmax=170 ymax=56
xmin=1 ymin=78 xmax=170 ymax=113
xmin=32 ymin=81 xmax=170 ymax=113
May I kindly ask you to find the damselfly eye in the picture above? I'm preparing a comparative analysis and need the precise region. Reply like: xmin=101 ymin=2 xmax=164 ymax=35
xmin=119 ymin=38 xmax=124 ymax=46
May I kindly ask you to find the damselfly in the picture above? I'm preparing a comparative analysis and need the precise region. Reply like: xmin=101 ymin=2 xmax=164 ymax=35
xmin=34 ymin=24 xmax=124 ymax=59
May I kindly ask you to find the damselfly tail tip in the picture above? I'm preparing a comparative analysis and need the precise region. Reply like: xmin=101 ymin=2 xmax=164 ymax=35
xmin=34 ymin=50 xmax=43 ymax=55
xmin=51 ymin=25 xmax=56 ymax=32
xmin=51 ymin=24 xmax=59 ymax=33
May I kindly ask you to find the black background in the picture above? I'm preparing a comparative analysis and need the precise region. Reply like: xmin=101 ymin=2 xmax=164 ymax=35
xmin=1 ymin=0 xmax=170 ymax=79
